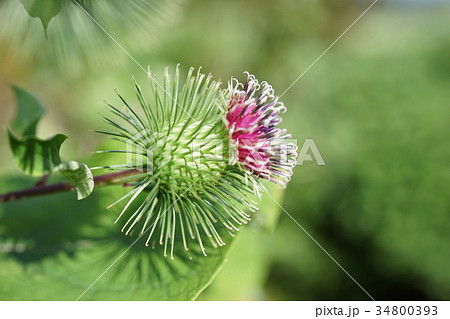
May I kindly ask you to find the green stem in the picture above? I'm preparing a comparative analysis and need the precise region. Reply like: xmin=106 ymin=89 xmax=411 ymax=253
xmin=0 ymin=169 xmax=144 ymax=203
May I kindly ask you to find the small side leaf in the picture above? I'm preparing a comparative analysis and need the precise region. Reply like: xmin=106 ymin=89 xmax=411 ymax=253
xmin=56 ymin=161 xmax=94 ymax=200
xmin=8 ymin=85 xmax=94 ymax=200
xmin=8 ymin=131 xmax=67 ymax=177
xmin=11 ymin=86 xmax=45 ymax=137
xmin=20 ymin=0 xmax=62 ymax=35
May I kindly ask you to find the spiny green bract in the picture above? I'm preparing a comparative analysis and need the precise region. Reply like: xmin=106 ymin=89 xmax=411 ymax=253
xmin=96 ymin=66 xmax=263 ymax=258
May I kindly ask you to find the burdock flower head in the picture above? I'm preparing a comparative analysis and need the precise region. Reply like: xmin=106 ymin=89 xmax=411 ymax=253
xmin=225 ymin=72 xmax=297 ymax=187
xmin=98 ymin=66 xmax=297 ymax=258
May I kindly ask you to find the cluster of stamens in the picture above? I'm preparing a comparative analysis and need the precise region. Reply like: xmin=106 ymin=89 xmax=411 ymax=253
xmin=225 ymin=73 xmax=297 ymax=188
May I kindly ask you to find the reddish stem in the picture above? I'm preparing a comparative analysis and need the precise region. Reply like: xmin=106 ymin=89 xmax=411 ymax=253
xmin=35 ymin=174 xmax=49 ymax=186
xmin=0 ymin=169 xmax=143 ymax=203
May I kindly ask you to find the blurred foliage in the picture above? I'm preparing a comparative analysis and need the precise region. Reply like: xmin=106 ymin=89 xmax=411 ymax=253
xmin=0 ymin=0 xmax=186 ymax=76
xmin=0 ymin=0 xmax=449 ymax=300
xmin=20 ymin=0 xmax=62 ymax=34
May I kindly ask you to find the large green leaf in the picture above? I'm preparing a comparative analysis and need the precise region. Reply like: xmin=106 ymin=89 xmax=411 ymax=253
xmin=0 ymin=183 xmax=236 ymax=300
xmin=199 ymin=183 xmax=284 ymax=300
xmin=11 ymin=86 xmax=45 ymax=137
xmin=56 ymin=161 xmax=94 ymax=200
xmin=20 ymin=0 xmax=62 ymax=35
xmin=8 ymin=131 xmax=67 ymax=177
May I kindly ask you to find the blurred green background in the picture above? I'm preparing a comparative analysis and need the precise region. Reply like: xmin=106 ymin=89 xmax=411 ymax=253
xmin=0 ymin=0 xmax=449 ymax=300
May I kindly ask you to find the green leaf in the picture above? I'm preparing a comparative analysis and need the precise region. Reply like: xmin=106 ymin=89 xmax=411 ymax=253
xmin=8 ymin=86 xmax=94 ymax=200
xmin=0 ymin=184 xmax=236 ymax=300
xmin=251 ymin=182 xmax=285 ymax=233
xmin=56 ymin=161 xmax=94 ymax=200
xmin=20 ymin=0 xmax=62 ymax=35
xmin=8 ymin=131 xmax=67 ymax=177
xmin=11 ymin=86 xmax=45 ymax=137
xmin=198 ymin=230 xmax=270 ymax=300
